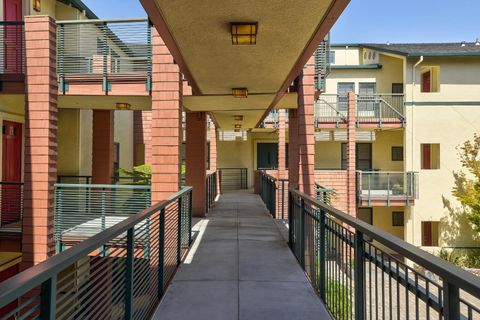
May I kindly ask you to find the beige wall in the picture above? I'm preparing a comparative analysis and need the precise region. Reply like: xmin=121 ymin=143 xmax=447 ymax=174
xmin=371 ymin=129 xmax=404 ymax=171
xmin=315 ymin=140 xmax=342 ymax=169
xmin=217 ymin=133 xmax=254 ymax=188
xmin=57 ymin=109 xmax=80 ymax=175
xmin=114 ymin=110 xmax=134 ymax=172
xmin=330 ymin=46 xmax=361 ymax=66
xmin=372 ymin=206 xmax=405 ymax=240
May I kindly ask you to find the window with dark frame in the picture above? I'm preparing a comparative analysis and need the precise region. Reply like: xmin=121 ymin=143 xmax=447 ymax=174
xmin=391 ymin=146 xmax=404 ymax=161
xmin=392 ymin=211 xmax=404 ymax=227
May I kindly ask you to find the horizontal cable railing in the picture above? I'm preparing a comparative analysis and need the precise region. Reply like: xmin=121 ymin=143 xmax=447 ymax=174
xmin=357 ymin=171 xmax=418 ymax=205
xmin=0 ymin=21 xmax=25 ymax=76
xmin=205 ymin=171 xmax=218 ymax=213
xmin=57 ymin=18 xmax=152 ymax=92
xmin=0 ymin=182 xmax=23 ymax=233
xmin=315 ymin=182 xmax=333 ymax=205
xmin=0 ymin=187 xmax=192 ymax=320
xmin=289 ymin=188 xmax=480 ymax=320
xmin=57 ymin=176 xmax=151 ymax=185
xmin=54 ymin=183 xmax=151 ymax=252
xmin=218 ymin=168 xmax=248 ymax=191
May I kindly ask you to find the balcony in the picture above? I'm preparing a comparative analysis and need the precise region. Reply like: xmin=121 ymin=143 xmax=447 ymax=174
xmin=357 ymin=171 xmax=418 ymax=207
xmin=0 ymin=21 xmax=25 ymax=94
xmin=315 ymin=94 xmax=405 ymax=128
xmin=57 ymin=18 xmax=152 ymax=95
xmin=0 ymin=182 xmax=23 ymax=235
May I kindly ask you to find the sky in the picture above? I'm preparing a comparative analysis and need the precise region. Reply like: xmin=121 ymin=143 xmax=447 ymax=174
xmin=82 ymin=0 xmax=480 ymax=44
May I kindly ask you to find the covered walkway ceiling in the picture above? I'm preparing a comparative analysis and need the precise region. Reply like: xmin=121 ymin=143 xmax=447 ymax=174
xmin=140 ymin=0 xmax=349 ymax=129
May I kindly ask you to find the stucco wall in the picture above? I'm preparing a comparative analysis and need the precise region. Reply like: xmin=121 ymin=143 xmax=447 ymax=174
xmin=114 ymin=110 xmax=134 ymax=172
xmin=57 ymin=109 xmax=80 ymax=175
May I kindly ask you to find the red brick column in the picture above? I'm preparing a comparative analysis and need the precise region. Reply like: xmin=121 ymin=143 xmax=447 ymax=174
xmin=297 ymin=57 xmax=316 ymax=197
xmin=22 ymin=16 xmax=57 ymax=268
xmin=278 ymin=109 xmax=287 ymax=179
xmin=150 ymin=30 xmax=182 ymax=203
xmin=288 ymin=108 xmax=299 ymax=189
xmin=186 ymin=112 xmax=207 ymax=217
xmin=133 ymin=110 xmax=152 ymax=165
xmin=347 ymin=92 xmax=357 ymax=216
xmin=209 ymin=119 xmax=217 ymax=172
xmin=91 ymin=110 xmax=115 ymax=184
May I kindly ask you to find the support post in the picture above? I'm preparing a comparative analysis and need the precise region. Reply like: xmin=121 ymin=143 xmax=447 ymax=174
xmin=354 ymin=231 xmax=365 ymax=320
xmin=347 ymin=92 xmax=357 ymax=216
xmin=92 ymin=110 xmax=115 ymax=184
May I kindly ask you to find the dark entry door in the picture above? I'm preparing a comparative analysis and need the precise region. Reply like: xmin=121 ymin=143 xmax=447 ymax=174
xmin=356 ymin=143 xmax=372 ymax=171
xmin=2 ymin=121 xmax=22 ymax=225
xmin=257 ymin=143 xmax=278 ymax=169
xmin=4 ymin=0 xmax=23 ymax=74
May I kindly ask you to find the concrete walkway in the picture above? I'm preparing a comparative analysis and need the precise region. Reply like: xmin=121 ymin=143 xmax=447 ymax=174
xmin=152 ymin=191 xmax=331 ymax=320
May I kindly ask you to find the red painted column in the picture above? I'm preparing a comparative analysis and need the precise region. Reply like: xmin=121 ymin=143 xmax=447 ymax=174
xmin=150 ymin=30 xmax=182 ymax=203
xmin=347 ymin=92 xmax=357 ymax=216
xmin=91 ymin=110 xmax=115 ymax=184
xmin=297 ymin=56 xmax=316 ymax=197
xmin=186 ymin=112 xmax=207 ymax=217
xmin=22 ymin=16 xmax=57 ymax=268
xmin=133 ymin=110 xmax=152 ymax=165
xmin=288 ymin=107 xmax=299 ymax=190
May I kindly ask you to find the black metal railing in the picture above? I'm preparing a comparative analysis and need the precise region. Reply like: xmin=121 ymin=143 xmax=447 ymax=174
xmin=0 ymin=182 xmax=23 ymax=233
xmin=289 ymin=188 xmax=480 ymax=320
xmin=259 ymin=172 xmax=277 ymax=218
xmin=205 ymin=171 xmax=218 ymax=213
xmin=57 ymin=18 xmax=152 ymax=93
xmin=218 ymin=168 xmax=248 ymax=191
xmin=57 ymin=175 xmax=151 ymax=185
xmin=0 ymin=187 xmax=193 ymax=320
xmin=315 ymin=182 xmax=333 ymax=205
xmin=0 ymin=21 xmax=25 ymax=76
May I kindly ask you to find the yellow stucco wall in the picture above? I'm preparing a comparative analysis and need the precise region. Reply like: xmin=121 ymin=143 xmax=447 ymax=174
xmin=57 ymin=109 xmax=80 ymax=175
xmin=315 ymin=140 xmax=342 ymax=169
xmin=114 ymin=110 xmax=134 ymax=172
xmin=372 ymin=206 xmax=405 ymax=240
xmin=217 ymin=134 xmax=254 ymax=188
xmin=371 ymin=129 xmax=404 ymax=171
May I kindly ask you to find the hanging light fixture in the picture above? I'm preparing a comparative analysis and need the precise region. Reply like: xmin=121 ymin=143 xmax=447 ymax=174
xmin=231 ymin=22 xmax=258 ymax=45
xmin=232 ymin=88 xmax=248 ymax=98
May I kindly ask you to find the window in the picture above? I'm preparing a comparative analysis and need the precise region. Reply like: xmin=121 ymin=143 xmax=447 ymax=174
xmin=341 ymin=143 xmax=372 ymax=171
xmin=329 ymin=51 xmax=335 ymax=64
xmin=421 ymin=144 xmax=440 ymax=169
xmin=392 ymin=211 xmax=404 ymax=226
xmin=421 ymin=221 xmax=440 ymax=246
xmin=257 ymin=143 xmax=278 ymax=169
xmin=421 ymin=66 xmax=440 ymax=93
xmin=392 ymin=83 xmax=404 ymax=94
xmin=391 ymin=146 xmax=404 ymax=161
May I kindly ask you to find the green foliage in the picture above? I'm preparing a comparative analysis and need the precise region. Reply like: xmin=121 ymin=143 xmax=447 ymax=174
xmin=450 ymin=134 xmax=480 ymax=238
xmin=437 ymin=248 xmax=464 ymax=267
xmin=118 ymin=164 xmax=151 ymax=185
xmin=326 ymin=278 xmax=352 ymax=320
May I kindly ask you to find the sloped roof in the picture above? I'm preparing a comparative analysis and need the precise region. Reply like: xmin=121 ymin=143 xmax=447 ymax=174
xmin=361 ymin=42 xmax=480 ymax=57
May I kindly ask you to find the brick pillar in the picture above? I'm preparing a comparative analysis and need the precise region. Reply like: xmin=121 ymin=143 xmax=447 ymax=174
xmin=209 ymin=119 xmax=217 ymax=172
xmin=91 ymin=110 xmax=115 ymax=184
xmin=288 ymin=108 xmax=299 ymax=190
xmin=347 ymin=92 xmax=357 ymax=216
xmin=22 ymin=16 xmax=57 ymax=268
xmin=133 ymin=110 xmax=152 ymax=165
xmin=278 ymin=109 xmax=287 ymax=179
xmin=297 ymin=56 xmax=316 ymax=197
xmin=186 ymin=112 xmax=207 ymax=217
xmin=150 ymin=30 xmax=182 ymax=203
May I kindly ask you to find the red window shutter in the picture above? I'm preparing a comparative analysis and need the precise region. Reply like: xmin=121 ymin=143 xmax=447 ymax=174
xmin=422 ymin=71 xmax=431 ymax=92
xmin=422 ymin=144 xmax=431 ymax=169
xmin=422 ymin=222 xmax=432 ymax=246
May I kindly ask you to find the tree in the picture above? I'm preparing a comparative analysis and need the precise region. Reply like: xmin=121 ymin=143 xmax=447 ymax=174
xmin=451 ymin=134 xmax=480 ymax=236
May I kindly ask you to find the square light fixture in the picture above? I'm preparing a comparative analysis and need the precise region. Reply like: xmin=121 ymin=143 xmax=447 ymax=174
xmin=116 ymin=102 xmax=131 ymax=110
xmin=231 ymin=22 xmax=258 ymax=45
xmin=33 ymin=0 xmax=41 ymax=12
xmin=234 ymin=115 xmax=244 ymax=121
xmin=234 ymin=129 xmax=240 ymax=132
xmin=232 ymin=88 xmax=248 ymax=98
xmin=234 ymin=124 xmax=242 ymax=129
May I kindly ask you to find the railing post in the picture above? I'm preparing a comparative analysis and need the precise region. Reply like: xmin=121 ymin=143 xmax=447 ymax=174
xmin=387 ymin=172 xmax=390 ymax=207
xmin=55 ymin=187 xmax=62 ymax=253
xmin=58 ymin=23 xmax=66 ymax=93
xmin=102 ymin=22 xmax=109 ymax=92
xmin=188 ymin=191 xmax=193 ymax=245
xmin=158 ymin=208 xmax=165 ymax=299
xmin=101 ymin=188 xmax=106 ymax=231
xmin=319 ymin=209 xmax=326 ymax=301
xmin=125 ymin=228 xmax=134 ymax=320
xmin=354 ymin=231 xmax=365 ymax=320
xmin=300 ymin=198 xmax=306 ymax=268
xmin=443 ymin=282 xmax=460 ymax=319
xmin=146 ymin=21 xmax=152 ymax=91
xmin=177 ymin=196 xmax=183 ymax=266
xmin=40 ymin=275 xmax=57 ymax=320
xmin=288 ymin=191 xmax=293 ymax=249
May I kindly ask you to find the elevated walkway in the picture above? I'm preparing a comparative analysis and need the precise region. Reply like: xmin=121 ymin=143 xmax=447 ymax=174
xmin=153 ymin=190 xmax=331 ymax=320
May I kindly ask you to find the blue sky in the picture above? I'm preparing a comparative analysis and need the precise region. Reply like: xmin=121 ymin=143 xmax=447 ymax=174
xmin=82 ymin=0 xmax=480 ymax=44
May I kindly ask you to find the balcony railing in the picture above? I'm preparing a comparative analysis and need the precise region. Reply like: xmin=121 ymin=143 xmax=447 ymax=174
xmin=259 ymin=109 xmax=279 ymax=128
xmin=54 ymin=183 xmax=151 ymax=252
xmin=0 ymin=187 xmax=192 ymax=320
xmin=259 ymin=172 xmax=277 ymax=218
xmin=205 ymin=171 xmax=218 ymax=213
xmin=315 ymin=94 xmax=405 ymax=127
xmin=289 ymin=188 xmax=480 ymax=320
xmin=218 ymin=168 xmax=248 ymax=191
xmin=357 ymin=171 xmax=418 ymax=206
xmin=315 ymin=183 xmax=333 ymax=205
xmin=0 ymin=182 xmax=23 ymax=234
xmin=0 ymin=21 xmax=25 ymax=77
xmin=57 ymin=18 xmax=152 ymax=92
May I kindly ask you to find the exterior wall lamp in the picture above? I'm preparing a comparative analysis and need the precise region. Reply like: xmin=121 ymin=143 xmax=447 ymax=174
xmin=231 ymin=22 xmax=258 ymax=45
xmin=234 ymin=115 xmax=244 ymax=121
xmin=34 ymin=0 xmax=41 ymax=12
xmin=232 ymin=88 xmax=248 ymax=98
xmin=116 ymin=102 xmax=131 ymax=110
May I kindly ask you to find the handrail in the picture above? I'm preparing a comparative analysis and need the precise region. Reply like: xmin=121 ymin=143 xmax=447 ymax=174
xmin=289 ymin=187 xmax=480 ymax=297
xmin=0 ymin=186 xmax=192 ymax=307
xmin=57 ymin=17 xmax=149 ymax=24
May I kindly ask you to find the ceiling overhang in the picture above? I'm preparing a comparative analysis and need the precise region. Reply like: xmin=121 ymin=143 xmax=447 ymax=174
xmin=140 ymin=0 xmax=349 ymax=129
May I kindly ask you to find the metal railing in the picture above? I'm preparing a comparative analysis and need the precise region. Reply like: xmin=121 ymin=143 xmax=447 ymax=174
xmin=0 ymin=22 xmax=25 ymax=76
xmin=259 ymin=172 xmax=277 ymax=218
xmin=57 ymin=18 xmax=152 ymax=92
xmin=0 ymin=182 xmax=23 ymax=233
xmin=218 ymin=168 xmax=248 ymax=191
xmin=205 ymin=171 xmax=218 ymax=213
xmin=57 ymin=176 xmax=151 ymax=185
xmin=54 ymin=183 xmax=151 ymax=252
xmin=0 ymin=187 xmax=192 ymax=320
xmin=315 ymin=94 xmax=405 ymax=127
xmin=315 ymin=33 xmax=330 ymax=92
xmin=289 ymin=188 xmax=480 ymax=320
xmin=357 ymin=171 xmax=418 ymax=206
xmin=259 ymin=109 xmax=279 ymax=128
xmin=315 ymin=183 xmax=333 ymax=205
